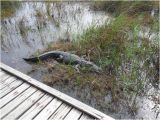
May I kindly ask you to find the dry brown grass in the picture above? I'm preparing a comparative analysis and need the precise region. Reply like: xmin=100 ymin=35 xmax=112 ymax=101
xmin=45 ymin=41 xmax=74 ymax=52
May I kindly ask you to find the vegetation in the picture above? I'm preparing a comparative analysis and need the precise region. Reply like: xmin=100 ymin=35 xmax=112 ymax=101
xmin=41 ymin=14 xmax=159 ymax=116
xmin=31 ymin=1 xmax=159 ymax=117
xmin=1 ymin=1 xmax=21 ymax=19
xmin=0 ymin=0 xmax=158 ymax=118
xmin=74 ymin=14 xmax=158 ymax=99
xmin=91 ymin=1 xmax=159 ymax=16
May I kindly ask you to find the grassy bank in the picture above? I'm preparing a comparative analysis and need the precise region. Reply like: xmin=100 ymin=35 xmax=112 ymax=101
xmin=91 ymin=1 xmax=159 ymax=16
xmin=91 ymin=1 xmax=159 ymax=29
xmin=41 ymin=14 xmax=159 ymax=116
xmin=33 ymin=1 xmax=159 ymax=117
xmin=1 ymin=1 xmax=20 ymax=19
xmin=74 ymin=14 xmax=159 ymax=94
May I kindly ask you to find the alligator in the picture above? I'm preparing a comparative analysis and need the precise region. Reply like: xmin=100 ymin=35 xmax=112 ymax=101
xmin=23 ymin=51 xmax=102 ymax=73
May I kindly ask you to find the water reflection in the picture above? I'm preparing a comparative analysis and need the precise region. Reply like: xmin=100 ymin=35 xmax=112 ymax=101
xmin=1 ymin=2 xmax=111 ymax=72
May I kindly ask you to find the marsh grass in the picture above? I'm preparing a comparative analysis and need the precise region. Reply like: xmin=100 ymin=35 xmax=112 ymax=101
xmin=1 ymin=1 xmax=20 ymax=19
xmin=44 ymin=14 xmax=158 ymax=92
xmin=45 ymin=41 xmax=74 ymax=52
xmin=33 ymin=2 xmax=159 ymax=116
xmin=65 ymin=14 xmax=158 ymax=114
xmin=36 ymin=13 xmax=158 ymax=115
xmin=91 ymin=1 xmax=159 ymax=16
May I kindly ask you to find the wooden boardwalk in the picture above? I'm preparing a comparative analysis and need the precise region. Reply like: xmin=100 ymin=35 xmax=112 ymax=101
xmin=0 ymin=62 xmax=114 ymax=120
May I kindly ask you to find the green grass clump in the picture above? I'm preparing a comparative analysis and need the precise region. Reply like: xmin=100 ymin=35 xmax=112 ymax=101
xmin=1 ymin=1 xmax=20 ymax=19
xmin=74 ymin=15 xmax=134 ymax=66
xmin=74 ymin=14 xmax=158 ymax=115
xmin=91 ymin=1 xmax=158 ymax=17
xmin=72 ymin=14 xmax=159 ymax=105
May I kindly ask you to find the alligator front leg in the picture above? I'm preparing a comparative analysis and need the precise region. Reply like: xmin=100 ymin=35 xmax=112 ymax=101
xmin=75 ymin=64 xmax=80 ymax=73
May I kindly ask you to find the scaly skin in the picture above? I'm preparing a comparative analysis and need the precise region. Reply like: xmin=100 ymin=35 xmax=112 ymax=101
xmin=23 ymin=51 xmax=102 ymax=72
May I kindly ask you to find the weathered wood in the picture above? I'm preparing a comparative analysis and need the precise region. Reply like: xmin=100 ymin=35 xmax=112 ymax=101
xmin=0 ymin=70 xmax=5 ymax=74
xmin=27 ymin=78 xmax=113 ymax=119
xmin=64 ymin=108 xmax=82 ymax=120
xmin=33 ymin=98 xmax=62 ymax=120
xmin=0 ymin=70 xmax=7 ymax=75
xmin=2 ymin=90 xmax=44 ymax=120
xmin=49 ymin=103 xmax=72 ymax=120
xmin=18 ymin=94 xmax=53 ymax=120
xmin=0 ymin=62 xmax=114 ymax=120
xmin=0 ymin=79 xmax=23 ymax=98
xmin=1 ymin=63 xmax=31 ymax=81
xmin=0 ymin=71 xmax=6 ymax=77
xmin=0 ymin=83 xmax=30 ymax=108
xmin=79 ymin=114 xmax=95 ymax=120
xmin=0 ymin=87 xmax=37 ymax=118
xmin=0 ymin=77 xmax=16 ymax=90
xmin=0 ymin=74 xmax=10 ymax=83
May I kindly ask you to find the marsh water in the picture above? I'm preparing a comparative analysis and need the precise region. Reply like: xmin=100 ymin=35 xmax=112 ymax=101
xmin=1 ymin=2 xmax=159 ymax=119
xmin=1 ymin=2 xmax=112 ymax=74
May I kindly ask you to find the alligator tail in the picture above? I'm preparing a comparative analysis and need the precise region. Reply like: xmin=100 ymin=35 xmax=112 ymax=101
xmin=23 ymin=57 xmax=39 ymax=62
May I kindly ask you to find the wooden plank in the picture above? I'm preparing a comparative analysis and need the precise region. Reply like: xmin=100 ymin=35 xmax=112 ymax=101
xmin=18 ymin=94 xmax=53 ymax=120
xmin=33 ymin=98 xmax=62 ymax=120
xmin=0 ymin=83 xmax=30 ymax=108
xmin=0 ymin=63 xmax=31 ymax=81
xmin=26 ymin=77 xmax=113 ymax=120
xmin=0 ymin=78 xmax=19 ymax=92
xmin=0 ymin=79 xmax=23 ymax=98
xmin=64 ymin=108 xmax=82 ymax=120
xmin=79 ymin=114 xmax=95 ymax=120
xmin=49 ymin=103 xmax=72 ymax=120
xmin=0 ymin=70 xmax=5 ymax=74
xmin=0 ymin=77 xmax=16 ymax=89
xmin=2 ymin=90 xmax=44 ymax=120
xmin=0 ymin=71 xmax=5 ymax=77
xmin=0 ymin=76 xmax=12 ymax=89
xmin=0 ymin=62 xmax=114 ymax=120
xmin=0 ymin=70 xmax=8 ymax=76
xmin=0 ymin=74 xmax=10 ymax=83
xmin=0 ymin=87 xmax=37 ymax=118
xmin=0 ymin=77 xmax=16 ymax=90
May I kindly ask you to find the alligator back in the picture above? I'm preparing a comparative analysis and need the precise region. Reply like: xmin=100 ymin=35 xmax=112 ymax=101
xmin=23 ymin=51 xmax=60 ymax=62
xmin=23 ymin=51 xmax=80 ymax=64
